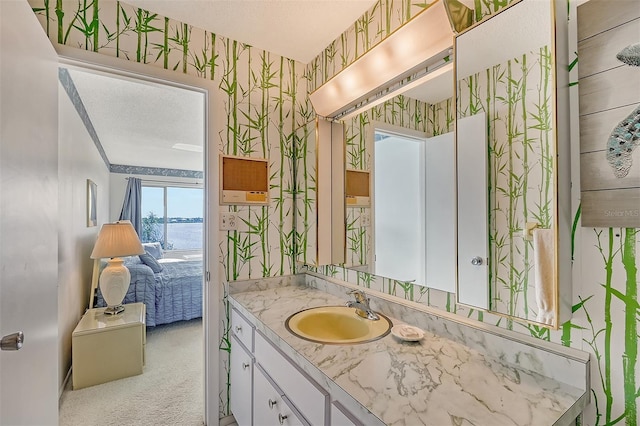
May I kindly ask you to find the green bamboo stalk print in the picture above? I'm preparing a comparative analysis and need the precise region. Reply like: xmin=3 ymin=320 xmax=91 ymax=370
xmin=210 ymin=33 xmax=217 ymax=80
xmin=55 ymin=0 xmax=63 ymax=43
xmin=599 ymin=228 xmax=617 ymax=424
xmin=181 ymin=24 xmax=189 ymax=72
xmin=91 ymin=0 xmax=98 ymax=51
xmin=116 ymin=2 xmax=120 ymax=57
xmin=277 ymin=56 xmax=285 ymax=275
xmin=538 ymin=46 xmax=552 ymax=229
xmin=519 ymin=53 xmax=531 ymax=320
xmin=162 ymin=17 xmax=169 ymax=68
xmin=219 ymin=283 xmax=231 ymax=415
xmin=288 ymin=59 xmax=298 ymax=271
xmin=135 ymin=8 xmax=142 ymax=62
xmin=620 ymin=228 xmax=638 ymax=424
xmin=260 ymin=51 xmax=274 ymax=277
xmin=506 ymin=58 xmax=516 ymax=325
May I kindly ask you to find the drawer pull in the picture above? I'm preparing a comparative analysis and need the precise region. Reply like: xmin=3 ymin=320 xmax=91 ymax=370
xmin=242 ymin=362 xmax=250 ymax=370
xmin=235 ymin=325 xmax=242 ymax=333
xmin=278 ymin=414 xmax=288 ymax=425
xmin=268 ymin=399 xmax=277 ymax=409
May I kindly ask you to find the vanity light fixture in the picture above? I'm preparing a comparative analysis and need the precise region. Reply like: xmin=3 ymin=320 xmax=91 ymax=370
xmin=339 ymin=61 xmax=453 ymax=121
xmin=309 ymin=0 xmax=456 ymax=119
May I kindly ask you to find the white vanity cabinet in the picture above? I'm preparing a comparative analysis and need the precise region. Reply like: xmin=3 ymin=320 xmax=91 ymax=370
xmin=231 ymin=307 xmax=367 ymax=426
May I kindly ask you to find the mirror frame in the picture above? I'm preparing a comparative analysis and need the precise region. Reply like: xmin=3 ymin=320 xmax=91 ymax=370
xmin=453 ymin=0 xmax=572 ymax=329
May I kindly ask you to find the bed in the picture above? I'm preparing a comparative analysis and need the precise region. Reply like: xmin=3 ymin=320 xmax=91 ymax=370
xmin=94 ymin=244 xmax=203 ymax=327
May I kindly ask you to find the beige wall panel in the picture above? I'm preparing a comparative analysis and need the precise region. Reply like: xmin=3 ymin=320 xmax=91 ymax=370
xmin=581 ymin=189 xmax=640 ymax=228
xmin=579 ymin=105 xmax=637 ymax=153
xmin=577 ymin=18 xmax=640 ymax=79
xmin=580 ymin=149 xmax=640 ymax=191
xmin=577 ymin=0 xmax=640 ymax=41
xmin=578 ymin=66 xmax=640 ymax=116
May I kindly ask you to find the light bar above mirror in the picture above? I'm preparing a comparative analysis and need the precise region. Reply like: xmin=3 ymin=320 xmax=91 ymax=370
xmin=309 ymin=0 xmax=461 ymax=119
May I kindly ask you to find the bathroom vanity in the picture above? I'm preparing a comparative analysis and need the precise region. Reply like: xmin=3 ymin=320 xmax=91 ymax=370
xmin=228 ymin=274 xmax=590 ymax=426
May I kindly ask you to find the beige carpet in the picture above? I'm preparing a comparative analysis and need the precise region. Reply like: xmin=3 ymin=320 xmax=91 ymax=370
xmin=59 ymin=318 xmax=204 ymax=426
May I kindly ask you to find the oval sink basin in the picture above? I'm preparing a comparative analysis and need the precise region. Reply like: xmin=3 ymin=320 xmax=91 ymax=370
xmin=285 ymin=306 xmax=392 ymax=345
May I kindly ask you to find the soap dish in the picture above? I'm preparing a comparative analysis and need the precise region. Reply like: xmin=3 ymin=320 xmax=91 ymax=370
xmin=391 ymin=324 xmax=425 ymax=342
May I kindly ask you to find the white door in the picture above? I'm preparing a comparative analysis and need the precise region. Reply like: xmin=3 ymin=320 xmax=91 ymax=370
xmin=0 ymin=1 xmax=59 ymax=424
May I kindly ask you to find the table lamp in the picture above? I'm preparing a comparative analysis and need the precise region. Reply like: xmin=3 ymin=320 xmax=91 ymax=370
xmin=90 ymin=220 xmax=144 ymax=315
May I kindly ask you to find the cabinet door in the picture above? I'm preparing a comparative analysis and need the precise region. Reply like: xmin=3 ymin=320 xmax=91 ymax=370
xmin=255 ymin=332 xmax=327 ymax=425
xmin=254 ymin=365 xmax=306 ymax=426
xmin=331 ymin=401 xmax=363 ymax=426
xmin=232 ymin=308 xmax=254 ymax=351
xmin=230 ymin=336 xmax=253 ymax=426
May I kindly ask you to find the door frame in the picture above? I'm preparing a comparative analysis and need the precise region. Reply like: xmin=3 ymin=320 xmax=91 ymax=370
xmin=56 ymin=45 xmax=221 ymax=425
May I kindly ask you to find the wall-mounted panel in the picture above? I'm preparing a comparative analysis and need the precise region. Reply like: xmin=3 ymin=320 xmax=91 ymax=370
xmin=578 ymin=8 xmax=640 ymax=228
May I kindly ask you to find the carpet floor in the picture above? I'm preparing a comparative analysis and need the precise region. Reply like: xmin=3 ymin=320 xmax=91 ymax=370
xmin=59 ymin=318 xmax=204 ymax=426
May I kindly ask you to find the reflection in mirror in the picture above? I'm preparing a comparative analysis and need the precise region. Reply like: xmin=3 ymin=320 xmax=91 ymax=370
xmin=455 ymin=0 xmax=571 ymax=328
xmin=295 ymin=118 xmax=345 ymax=267
xmin=365 ymin=126 xmax=457 ymax=293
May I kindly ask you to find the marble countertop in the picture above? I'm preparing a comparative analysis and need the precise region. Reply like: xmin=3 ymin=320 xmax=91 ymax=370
xmin=229 ymin=279 xmax=588 ymax=426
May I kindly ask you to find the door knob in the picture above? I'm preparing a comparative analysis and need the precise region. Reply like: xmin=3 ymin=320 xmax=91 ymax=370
xmin=1 ymin=331 xmax=24 ymax=351
xmin=471 ymin=256 xmax=484 ymax=266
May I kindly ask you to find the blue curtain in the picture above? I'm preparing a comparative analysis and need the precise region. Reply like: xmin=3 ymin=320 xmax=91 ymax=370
xmin=119 ymin=177 xmax=142 ymax=236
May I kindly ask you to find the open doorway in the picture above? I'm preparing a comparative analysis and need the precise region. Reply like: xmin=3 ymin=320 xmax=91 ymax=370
xmin=57 ymin=65 xmax=209 ymax=424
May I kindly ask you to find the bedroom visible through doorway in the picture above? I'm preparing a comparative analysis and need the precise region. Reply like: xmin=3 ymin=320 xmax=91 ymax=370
xmin=57 ymin=64 xmax=208 ymax=424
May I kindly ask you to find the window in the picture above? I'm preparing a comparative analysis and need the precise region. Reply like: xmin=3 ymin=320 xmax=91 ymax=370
xmin=141 ymin=185 xmax=204 ymax=251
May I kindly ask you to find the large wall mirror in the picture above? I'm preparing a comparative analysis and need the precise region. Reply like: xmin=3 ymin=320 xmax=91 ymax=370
xmin=455 ymin=0 xmax=571 ymax=329
xmin=303 ymin=0 xmax=571 ymax=329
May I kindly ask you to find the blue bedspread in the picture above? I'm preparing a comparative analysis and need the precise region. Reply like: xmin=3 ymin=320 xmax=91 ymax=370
xmin=96 ymin=257 xmax=203 ymax=327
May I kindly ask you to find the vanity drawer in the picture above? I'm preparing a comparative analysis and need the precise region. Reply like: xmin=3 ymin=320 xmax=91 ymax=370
xmin=255 ymin=331 xmax=327 ymax=426
xmin=254 ymin=364 xmax=308 ymax=426
xmin=231 ymin=308 xmax=254 ymax=351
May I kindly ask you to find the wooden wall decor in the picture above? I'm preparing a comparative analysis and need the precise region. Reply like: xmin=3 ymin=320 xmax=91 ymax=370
xmin=578 ymin=2 xmax=640 ymax=227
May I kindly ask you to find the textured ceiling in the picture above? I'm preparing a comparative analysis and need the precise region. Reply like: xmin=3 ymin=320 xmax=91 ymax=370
xmin=67 ymin=68 xmax=205 ymax=171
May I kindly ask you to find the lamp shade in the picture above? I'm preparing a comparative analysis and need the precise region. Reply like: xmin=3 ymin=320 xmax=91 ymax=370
xmin=90 ymin=220 xmax=144 ymax=259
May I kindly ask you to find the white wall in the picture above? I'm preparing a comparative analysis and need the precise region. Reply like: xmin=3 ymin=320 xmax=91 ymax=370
xmin=57 ymin=83 xmax=110 ymax=389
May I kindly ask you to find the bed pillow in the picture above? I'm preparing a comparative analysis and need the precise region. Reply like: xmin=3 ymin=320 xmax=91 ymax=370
xmin=139 ymin=253 xmax=163 ymax=273
xmin=142 ymin=242 xmax=163 ymax=260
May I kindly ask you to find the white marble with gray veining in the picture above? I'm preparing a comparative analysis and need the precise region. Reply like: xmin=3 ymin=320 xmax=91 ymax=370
xmin=229 ymin=275 xmax=589 ymax=426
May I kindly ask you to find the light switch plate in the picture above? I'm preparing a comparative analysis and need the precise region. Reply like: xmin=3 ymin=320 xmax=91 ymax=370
xmin=220 ymin=213 xmax=238 ymax=230
xmin=361 ymin=213 xmax=371 ymax=227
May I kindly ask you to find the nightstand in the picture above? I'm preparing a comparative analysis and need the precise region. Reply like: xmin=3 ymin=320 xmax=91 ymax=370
xmin=72 ymin=302 xmax=146 ymax=390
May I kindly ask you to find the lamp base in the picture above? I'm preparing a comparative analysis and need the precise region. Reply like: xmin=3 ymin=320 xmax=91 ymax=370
xmin=99 ymin=257 xmax=131 ymax=316
xmin=104 ymin=304 xmax=125 ymax=315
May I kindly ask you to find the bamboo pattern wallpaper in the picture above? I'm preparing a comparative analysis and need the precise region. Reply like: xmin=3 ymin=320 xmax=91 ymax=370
xmin=29 ymin=0 xmax=306 ymax=416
